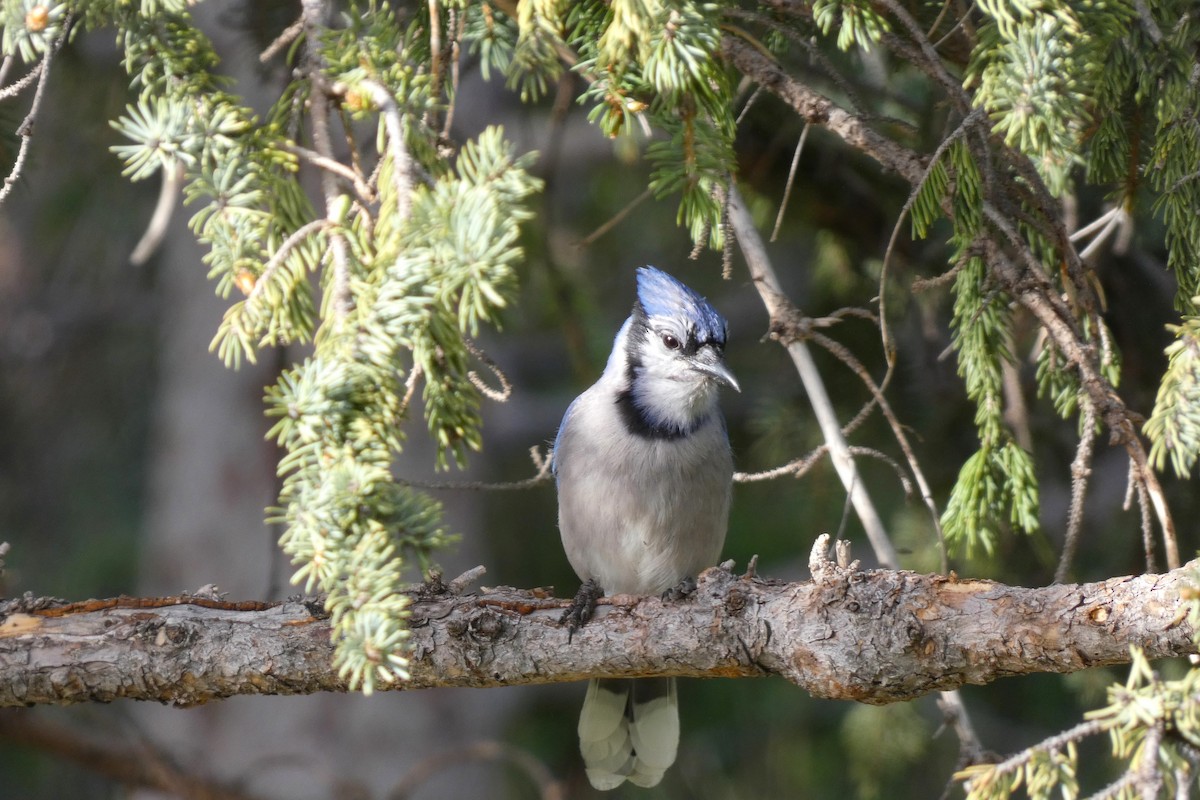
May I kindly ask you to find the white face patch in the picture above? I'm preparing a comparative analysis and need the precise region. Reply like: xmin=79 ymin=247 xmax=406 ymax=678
xmin=630 ymin=329 xmax=719 ymax=427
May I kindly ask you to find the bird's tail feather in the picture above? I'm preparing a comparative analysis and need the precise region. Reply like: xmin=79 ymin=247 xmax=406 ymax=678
xmin=578 ymin=678 xmax=679 ymax=790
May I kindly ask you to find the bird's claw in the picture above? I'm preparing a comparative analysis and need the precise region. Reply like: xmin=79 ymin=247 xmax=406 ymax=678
xmin=560 ymin=578 xmax=603 ymax=641
xmin=661 ymin=576 xmax=697 ymax=602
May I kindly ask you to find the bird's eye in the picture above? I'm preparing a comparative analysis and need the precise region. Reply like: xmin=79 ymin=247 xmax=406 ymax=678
xmin=661 ymin=333 xmax=681 ymax=350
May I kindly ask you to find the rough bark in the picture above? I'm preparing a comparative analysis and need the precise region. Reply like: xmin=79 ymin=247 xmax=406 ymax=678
xmin=2 ymin=541 xmax=1194 ymax=708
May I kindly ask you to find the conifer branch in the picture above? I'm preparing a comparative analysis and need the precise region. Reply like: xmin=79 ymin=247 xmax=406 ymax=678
xmin=301 ymin=0 xmax=354 ymax=322
xmin=0 ymin=21 xmax=65 ymax=208
xmin=721 ymin=36 xmax=926 ymax=184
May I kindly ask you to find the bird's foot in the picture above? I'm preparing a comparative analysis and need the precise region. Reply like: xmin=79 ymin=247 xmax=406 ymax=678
xmin=661 ymin=575 xmax=697 ymax=602
xmin=560 ymin=579 xmax=603 ymax=641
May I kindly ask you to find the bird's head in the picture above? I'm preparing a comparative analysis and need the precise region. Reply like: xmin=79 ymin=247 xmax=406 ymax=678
xmin=618 ymin=266 xmax=739 ymax=436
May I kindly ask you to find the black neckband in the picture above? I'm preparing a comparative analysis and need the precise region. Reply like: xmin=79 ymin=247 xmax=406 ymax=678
xmin=614 ymin=389 xmax=706 ymax=441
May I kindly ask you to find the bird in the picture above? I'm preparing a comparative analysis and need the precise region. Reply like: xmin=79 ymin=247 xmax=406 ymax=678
xmin=552 ymin=266 xmax=738 ymax=790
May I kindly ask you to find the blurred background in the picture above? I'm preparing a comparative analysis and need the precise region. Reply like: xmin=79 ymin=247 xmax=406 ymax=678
xmin=0 ymin=2 xmax=1193 ymax=798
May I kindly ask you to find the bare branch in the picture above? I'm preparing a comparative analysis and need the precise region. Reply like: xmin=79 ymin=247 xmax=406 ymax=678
xmin=576 ymin=188 xmax=653 ymax=247
xmin=1056 ymin=397 xmax=1098 ymax=583
xmin=728 ymin=184 xmax=900 ymax=569
xmin=0 ymin=60 xmax=43 ymax=102
xmin=0 ymin=27 xmax=66 ymax=208
xmin=722 ymin=36 xmax=926 ymax=185
xmin=283 ymin=142 xmax=375 ymax=204
xmin=247 ymin=218 xmax=332 ymax=304
xmin=983 ymin=204 xmax=1179 ymax=569
xmin=129 ymin=163 xmax=183 ymax=266
xmin=259 ymin=16 xmax=304 ymax=63
xmin=301 ymin=0 xmax=355 ymax=321
xmin=1 ymin=557 xmax=1195 ymax=708
xmin=771 ymin=123 xmax=809 ymax=241
xmin=361 ymin=78 xmax=415 ymax=227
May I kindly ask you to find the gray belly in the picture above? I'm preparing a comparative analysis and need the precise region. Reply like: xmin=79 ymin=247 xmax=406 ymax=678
xmin=557 ymin=424 xmax=732 ymax=595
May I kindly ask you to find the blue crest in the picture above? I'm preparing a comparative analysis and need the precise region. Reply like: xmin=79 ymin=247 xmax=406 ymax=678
xmin=635 ymin=266 xmax=727 ymax=345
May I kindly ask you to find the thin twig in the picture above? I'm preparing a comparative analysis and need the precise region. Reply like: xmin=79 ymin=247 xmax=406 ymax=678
xmin=465 ymin=339 xmax=512 ymax=402
xmin=1135 ymin=723 xmax=1165 ymax=800
xmin=1070 ymin=205 xmax=1124 ymax=243
xmin=878 ymin=106 xmax=985 ymax=424
xmin=301 ymin=0 xmax=354 ymax=321
xmin=965 ymin=718 xmax=1109 ymax=793
xmin=399 ymin=446 xmax=554 ymax=491
xmin=1078 ymin=208 xmax=1131 ymax=262
xmin=283 ymin=142 xmax=374 ymax=204
xmin=0 ymin=61 xmax=43 ymax=102
xmin=735 ymin=85 xmax=763 ymax=125
xmin=1055 ymin=397 xmax=1097 ymax=583
xmin=736 ymin=445 xmax=913 ymax=494
xmin=397 ymin=363 xmax=423 ymax=419
xmin=361 ymin=79 xmax=415 ymax=228
xmin=771 ymin=123 xmax=809 ymax=241
xmin=129 ymin=163 xmax=183 ymax=266
xmin=722 ymin=8 xmax=868 ymax=114
xmin=0 ymin=27 xmax=65 ymax=208
xmin=248 ymin=219 xmax=332 ymax=304
xmin=259 ymin=16 xmax=304 ymax=63
xmin=723 ymin=36 xmax=925 ymax=184
xmin=575 ymin=188 xmax=653 ymax=247
xmin=1001 ymin=358 xmax=1033 ymax=451
xmin=426 ymin=0 xmax=443 ymax=132
xmin=735 ymin=447 xmax=829 ymax=482
xmin=937 ymin=691 xmax=986 ymax=767
xmin=875 ymin=0 xmax=972 ymax=114
xmin=983 ymin=203 xmax=1179 ymax=569
xmin=933 ymin=1 xmax=977 ymax=51
xmin=441 ymin=7 xmax=464 ymax=141
xmin=1135 ymin=471 xmax=1158 ymax=574
xmin=728 ymin=183 xmax=899 ymax=568
xmin=1088 ymin=771 xmax=1140 ymax=800
xmin=925 ymin=0 xmax=956 ymax=38
xmin=809 ymin=328 xmax=947 ymax=567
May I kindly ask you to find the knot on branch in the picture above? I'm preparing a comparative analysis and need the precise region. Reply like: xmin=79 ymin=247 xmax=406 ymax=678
xmin=808 ymin=534 xmax=861 ymax=583
xmin=767 ymin=307 xmax=810 ymax=346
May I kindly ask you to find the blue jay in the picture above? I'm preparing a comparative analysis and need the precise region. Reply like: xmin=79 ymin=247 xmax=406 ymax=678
xmin=553 ymin=266 xmax=738 ymax=790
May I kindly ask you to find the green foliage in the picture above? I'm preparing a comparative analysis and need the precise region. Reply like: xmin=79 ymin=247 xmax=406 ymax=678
xmin=1145 ymin=8 xmax=1200 ymax=306
xmin=938 ymin=250 xmax=1040 ymax=556
xmin=1 ymin=0 xmax=69 ymax=62
xmin=957 ymin=573 xmax=1200 ymax=800
xmin=812 ymin=0 xmax=891 ymax=52
xmin=941 ymin=440 xmax=1039 ymax=558
xmin=948 ymin=255 xmax=1012 ymax=447
xmin=508 ymin=0 xmax=564 ymax=100
xmin=1145 ymin=309 xmax=1200 ymax=477
xmin=1036 ymin=315 xmax=1121 ymax=423
xmin=5 ymin=6 xmax=1200 ymax=796
xmin=0 ymin=1 xmax=543 ymax=692
xmin=967 ymin=0 xmax=1135 ymax=196
xmin=507 ymin=0 xmax=736 ymax=250
xmin=959 ymin=644 xmax=1200 ymax=800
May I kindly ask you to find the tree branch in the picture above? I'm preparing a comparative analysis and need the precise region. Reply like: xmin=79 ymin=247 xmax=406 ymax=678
xmin=2 ymin=546 xmax=1195 ymax=708
xmin=721 ymin=36 xmax=926 ymax=184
